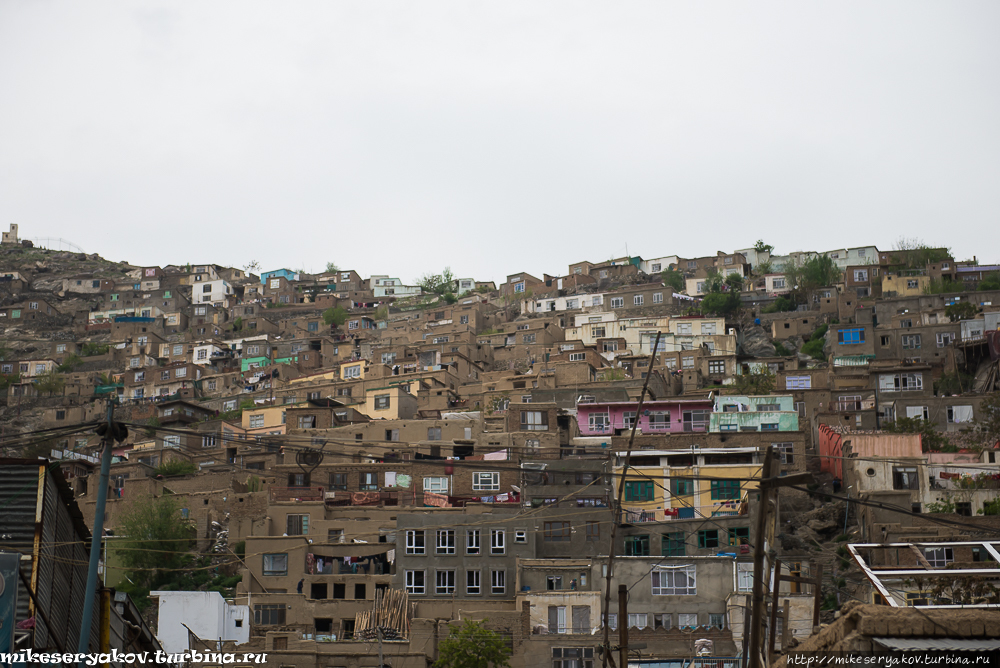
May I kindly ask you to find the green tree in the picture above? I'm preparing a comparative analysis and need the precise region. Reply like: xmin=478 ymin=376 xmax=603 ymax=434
xmin=979 ymin=272 xmax=1000 ymax=292
xmin=754 ymin=240 xmax=774 ymax=254
xmin=733 ymin=367 xmax=775 ymax=395
xmin=0 ymin=371 xmax=20 ymax=394
xmin=754 ymin=260 xmax=774 ymax=276
xmin=661 ymin=269 xmax=684 ymax=292
xmin=232 ymin=316 xmax=243 ymax=331
xmin=115 ymin=496 xmax=195 ymax=599
xmin=700 ymin=291 xmax=740 ymax=316
xmin=975 ymin=393 xmax=1000 ymax=445
xmin=724 ymin=273 xmax=743 ymax=292
xmin=323 ymin=306 xmax=348 ymax=327
xmin=325 ymin=261 xmax=339 ymax=273
xmin=946 ymin=301 xmax=978 ymax=322
xmin=81 ymin=342 xmax=110 ymax=357
xmin=57 ymin=353 xmax=82 ymax=373
xmin=35 ymin=370 xmax=65 ymax=396
xmin=418 ymin=267 xmax=456 ymax=295
xmin=785 ymin=255 xmax=841 ymax=302
xmin=433 ymin=619 xmax=511 ymax=668
xmin=443 ymin=292 xmax=458 ymax=304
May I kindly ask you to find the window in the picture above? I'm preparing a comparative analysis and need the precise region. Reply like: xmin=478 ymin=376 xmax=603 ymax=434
xmin=653 ymin=292 xmax=663 ymax=303
xmin=662 ymin=533 xmax=685 ymax=556
xmin=900 ymin=319 xmax=913 ymax=328
xmin=682 ymin=410 xmax=710 ymax=431
xmin=491 ymin=569 xmax=506 ymax=594
xmin=610 ymin=297 xmax=624 ymax=308
xmin=359 ymin=472 xmax=378 ymax=491
xmin=134 ymin=371 xmax=145 ymax=382
xmin=297 ymin=415 xmax=316 ymax=429
xmin=437 ymin=530 xmax=456 ymax=554
xmin=544 ymin=522 xmax=571 ymax=542
xmin=902 ymin=334 xmax=922 ymax=349
xmin=374 ymin=394 xmax=390 ymax=410
xmin=55 ymin=410 xmax=65 ymax=420
xmin=854 ymin=269 xmax=868 ymax=282
xmin=709 ymin=613 xmax=725 ymax=629
xmin=491 ymin=529 xmax=505 ymax=555
xmin=710 ymin=480 xmax=740 ymax=500
xmin=672 ymin=479 xmax=693 ymax=496
xmin=698 ymin=530 xmax=719 ymax=548
xmin=427 ymin=427 xmax=442 ymax=440
xmin=343 ymin=364 xmax=361 ymax=378
xmin=906 ymin=406 xmax=929 ymax=420
xmin=947 ymin=405 xmax=973 ymax=423
xmin=255 ymin=604 xmax=286 ymax=626
xmin=907 ymin=279 xmax=919 ymax=289
xmin=405 ymin=530 xmax=425 ymax=555
xmin=696 ymin=282 xmax=706 ymax=294
xmin=513 ymin=282 xmax=525 ymax=293
xmin=728 ymin=527 xmax=750 ymax=546
xmin=329 ymin=473 xmax=347 ymax=490
xmin=466 ymin=570 xmax=481 ymax=595
xmin=625 ymin=535 xmax=649 ymax=556
xmin=286 ymin=514 xmax=309 ymax=535
xmin=249 ymin=414 xmax=265 ymax=429
xmin=892 ymin=467 xmax=919 ymax=490
xmin=624 ymin=481 xmax=654 ymax=501
xmin=708 ymin=360 xmax=726 ymax=374
xmin=436 ymin=569 xmax=456 ymax=594
xmin=737 ymin=563 xmax=754 ymax=592
xmin=774 ymin=443 xmax=794 ymax=464
xmin=262 ymin=553 xmax=288 ymax=576
xmin=466 ymin=529 xmax=481 ymax=554
xmin=785 ymin=375 xmax=811 ymax=390
xmin=837 ymin=328 xmax=865 ymax=344
xmin=586 ymin=521 xmax=600 ymax=542
xmin=381 ymin=352 xmax=397 ymax=364
xmin=880 ymin=373 xmax=923 ymax=392
xmin=424 ymin=477 xmax=448 ymax=493
xmin=937 ymin=332 xmax=955 ymax=347
xmin=651 ymin=565 xmax=696 ymax=595
xmin=772 ymin=278 xmax=786 ymax=289
xmin=406 ymin=570 xmax=425 ymax=594
xmin=473 ymin=472 xmax=500 ymax=491
xmin=547 ymin=576 xmax=563 ymax=591
xmin=460 ymin=315 xmax=469 ymax=324
xmin=588 ymin=412 xmax=610 ymax=432
xmin=648 ymin=411 xmax=669 ymax=429
xmin=569 ymin=352 xmax=586 ymax=362
xmin=592 ymin=326 xmax=606 ymax=338
xmin=628 ymin=613 xmax=648 ymax=629
xmin=623 ymin=411 xmax=637 ymax=429
xmin=634 ymin=295 xmax=644 ymax=306
xmin=525 ymin=439 xmax=540 ymax=454
xmin=520 ymin=410 xmax=548 ymax=431
xmin=924 ymin=548 xmax=954 ymax=568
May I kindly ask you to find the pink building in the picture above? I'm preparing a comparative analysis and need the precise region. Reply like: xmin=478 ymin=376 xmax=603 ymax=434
xmin=575 ymin=398 xmax=715 ymax=436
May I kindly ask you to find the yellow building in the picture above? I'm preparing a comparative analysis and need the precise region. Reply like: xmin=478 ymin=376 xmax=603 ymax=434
xmin=242 ymin=405 xmax=289 ymax=437
xmin=882 ymin=273 xmax=930 ymax=297
xmin=362 ymin=386 xmax=418 ymax=420
xmin=614 ymin=447 xmax=764 ymax=522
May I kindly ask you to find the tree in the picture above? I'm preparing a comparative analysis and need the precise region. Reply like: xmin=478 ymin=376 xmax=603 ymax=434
xmin=733 ymin=367 xmax=775 ymax=395
xmin=661 ymin=269 xmax=684 ymax=292
xmin=57 ymin=353 xmax=82 ymax=373
xmin=323 ymin=306 xmax=348 ymax=327
xmin=945 ymin=301 xmax=978 ymax=322
xmin=35 ymin=370 xmax=65 ymax=396
xmin=700 ymin=291 xmax=740 ymax=316
xmin=116 ymin=496 xmax=194 ymax=595
xmin=784 ymin=255 xmax=841 ymax=302
xmin=243 ymin=260 xmax=261 ymax=273
xmin=0 ymin=371 xmax=20 ymax=394
xmin=325 ymin=261 xmax=339 ymax=273
xmin=724 ymin=273 xmax=743 ymax=292
xmin=975 ymin=393 xmax=1000 ymax=445
xmin=433 ymin=619 xmax=511 ymax=668
xmin=754 ymin=240 xmax=774 ymax=254
xmin=754 ymin=260 xmax=774 ymax=276
xmin=980 ymin=272 xmax=1000 ymax=292
xmin=417 ymin=267 xmax=456 ymax=295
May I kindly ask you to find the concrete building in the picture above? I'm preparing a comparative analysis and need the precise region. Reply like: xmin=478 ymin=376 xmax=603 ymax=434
xmin=152 ymin=590 xmax=250 ymax=654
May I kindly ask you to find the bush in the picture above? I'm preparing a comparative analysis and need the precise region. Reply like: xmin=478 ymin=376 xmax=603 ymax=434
xmin=155 ymin=460 xmax=197 ymax=477
xmin=81 ymin=342 xmax=110 ymax=357
xmin=774 ymin=342 xmax=791 ymax=356
xmin=810 ymin=323 xmax=828 ymax=341
xmin=800 ymin=339 xmax=826 ymax=360
xmin=761 ymin=296 xmax=797 ymax=313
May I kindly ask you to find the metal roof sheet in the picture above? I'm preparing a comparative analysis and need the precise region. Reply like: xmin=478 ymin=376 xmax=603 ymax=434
xmin=874 ymin=638 xmax=1000 ymax=652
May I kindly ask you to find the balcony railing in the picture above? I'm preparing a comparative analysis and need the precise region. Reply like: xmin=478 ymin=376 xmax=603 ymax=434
xmin=270 ymin=486 xmax=325 ymax=502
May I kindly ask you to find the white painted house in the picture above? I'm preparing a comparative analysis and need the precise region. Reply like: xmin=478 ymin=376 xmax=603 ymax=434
xmin=152 ymin=590 xmax=249 ymax=654
xmin=194 ymin=279 xmax=232 ymax=306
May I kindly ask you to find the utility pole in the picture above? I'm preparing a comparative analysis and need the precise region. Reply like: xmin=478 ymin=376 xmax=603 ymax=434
xmin=377 ymin=627 xmax=384 ymax=668
xmin=77 ymin=397 xmax=120 ymax=666
xmin=602 ymin=333 xmax=660 ymax=668
xmin=747 ymin=447 xmax=814 ymax=668
xmin=618 ymin=584 xmax=628 ymax=668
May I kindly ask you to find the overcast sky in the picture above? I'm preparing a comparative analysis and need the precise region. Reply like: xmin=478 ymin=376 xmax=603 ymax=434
xmin=1 ymin=2 xmax=996 ymax=284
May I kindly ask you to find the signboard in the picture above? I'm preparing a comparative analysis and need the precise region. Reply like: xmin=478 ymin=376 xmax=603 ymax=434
xmin=0 ymin=552 xmax=20 ymax=655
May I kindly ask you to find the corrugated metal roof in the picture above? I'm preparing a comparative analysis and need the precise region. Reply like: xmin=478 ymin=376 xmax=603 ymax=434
xmin=874 ymin=638 xmax=1000 ymax=652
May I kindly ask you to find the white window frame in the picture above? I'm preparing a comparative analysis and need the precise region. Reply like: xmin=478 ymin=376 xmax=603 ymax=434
xmin=405 ymin=570 xmax=425 ymax=594
xmin=436 ymin=530 xmax=456 ymax=555
xmin=785 ymin=375 xmax=811 ymax=390
xmin=610 ymin=297 xmax=624 ymax=309
xmin=435 ymin=569 xmax=456 ymax=594
xmin=651 ymin=564 xmax=697 ymax=595
xmin=490 ymin=569 xmax=506 ymax=594
xmin=423 ymin=476 xmax=449 ymax=494
xmin=466 ymin=529 xmax=481 ymax=555
xmin=737 ymin=563 xmax=753 ymax=592
xmin=405 ymin=530 xmax=425 ymax=555
xmin=634 ymin=295 xmax=644 ymax=306
xmin=466 ymin=569 xmax=481 ymax=595
xmin=473 ymin=472 xmax=500 ymax=491
xmin=490 ymin=529 xmax=505 ymax=555
xmin=653 ymin=292 xmax=663 ymax=303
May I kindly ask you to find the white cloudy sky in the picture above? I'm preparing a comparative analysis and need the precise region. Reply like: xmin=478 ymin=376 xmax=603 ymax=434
xmin=0 ymin=2 xmax=996 ymax=283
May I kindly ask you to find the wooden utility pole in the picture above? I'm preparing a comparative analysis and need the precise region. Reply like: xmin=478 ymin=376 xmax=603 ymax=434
xmin=747 ymin=447 xmax=814 ymax=668
xmin=601 ymin=333 xmax=660 ymax=668
xmin=618 ymin=584 xmax=628 ymax=668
